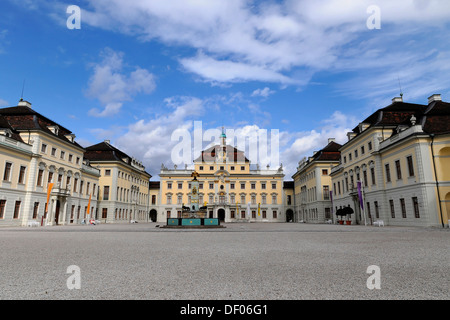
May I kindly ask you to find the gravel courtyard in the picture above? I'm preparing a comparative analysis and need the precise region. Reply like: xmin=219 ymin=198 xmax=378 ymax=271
xmin=0 ymin=223 xmax=448 ymax=300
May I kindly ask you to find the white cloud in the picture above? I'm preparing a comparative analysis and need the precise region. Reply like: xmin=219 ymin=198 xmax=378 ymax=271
xmin=114 ymin=96 xmax=204 ymax=177
xmin=86 ymin=48 xmax=156 ymax=117
xmin=281 ymin=111 xmax=358 ymax=178
xmin=75 ymin=0 xmax=450 ymax=91
xmin=251 ymin=87 xmax=276 ymax=98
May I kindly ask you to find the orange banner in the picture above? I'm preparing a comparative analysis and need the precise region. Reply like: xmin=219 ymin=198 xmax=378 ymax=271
xmin=87 ymin=194 xmax=91 ymax=215
xmin=45 ymin=183 xmax=54 ymax=213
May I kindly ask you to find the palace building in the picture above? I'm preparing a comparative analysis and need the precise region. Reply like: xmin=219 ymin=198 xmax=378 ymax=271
xmin=152 ymin=129 xmax=294 ymax=223
xmin=292 ymin=139 xmax=342 ymax=223
xmin=83 ymin=140 xmax=152 ymax=223
xmin=329 ymin=94 xmax=450 ymax=227
xmin=0 ymin=99 xmax=153 ymax=226
xmin=0 ymin=99 xmax=100 ymax=226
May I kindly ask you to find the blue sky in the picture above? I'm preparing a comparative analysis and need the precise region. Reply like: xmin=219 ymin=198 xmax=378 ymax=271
xmin=1 ymin=0 xmax=450 ymax=179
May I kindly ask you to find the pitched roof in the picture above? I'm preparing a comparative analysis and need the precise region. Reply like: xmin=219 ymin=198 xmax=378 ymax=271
xmin=0 ymin=102 xmax=83 ymax=149
xmin=0 ymin=115 xmax=25 ymax=143
xmin=312 ymin=141 xmax=342 ymax=161
xmin=194 ymin=144 xmax=250 ymax=163
xmin=84 ymin=141 xmax=152 ymax=177
xmin=353 ymin=99 xmax=450 ymax=135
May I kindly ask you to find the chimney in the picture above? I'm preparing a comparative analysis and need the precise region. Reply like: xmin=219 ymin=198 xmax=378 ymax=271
xmin=428 ymin=94 xmax=442 ymax=104
xmin=18 ymin=99 xmax=32 ymax=108
xmin=392 ymin=96 xmax=403 ymax=103
xmin=328 ymin=138 xmax=336 ymax=144
xmin=104 ymin=140 xmax=110 ymax=145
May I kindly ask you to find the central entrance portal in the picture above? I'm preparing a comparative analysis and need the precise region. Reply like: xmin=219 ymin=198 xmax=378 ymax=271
xmin=218 ymin=208 xmax=225 ymax=221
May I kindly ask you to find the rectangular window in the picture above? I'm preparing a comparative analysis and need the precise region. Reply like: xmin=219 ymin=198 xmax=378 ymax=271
xmin=209 ymin=183 xmax=214 ymax=189
xmin=366 ymin=202 xmax=371 ymax=219
xmin=395 ymin=160 xmax=402 ymax=180
xmin=261 ymin=183 xmax=266 ymax=189
xmin=252 ymin=210 xmax=256 ymax=219
xmin=13 ymin=201 xmax=21 ymax=219
xmin=368 ymin=141 xmax=372 ymax=151
xmin=199 ymin=166 xmax=203 ymax=171
xmin=272 ymin=210 xmax=277 ymax=219
xmin=152 ymin=195 xmax=156 ymax=205
xmin=0 ymin=200 xmax=6 ymax=219
xmin=251 ymin=183 xmax=255 ymax=189
xmin=390 ymin=200 xmax=395 ymax=218
xmin=407 ymin=156 xmax=415 ymax=177
xmin=272 ymin=195 xmax=277 ymax=204
xmin=37 ymin=169 xmax=44 ymax=186
xmin=103 ymin=186 xmax=110 ymax=201
xmin=230 ymin=183 xmax=235 ymax=189
xmin=18 ymin=166 xmax=26 ymax=184
xmin=241 ymin=166 xmax=245 ymax=171
xmin=370 ymin=167 xmax=376 ymax=185
xmin=41 ymin=144 xmax=47 ymax=153
xmin=33 ymin=202 xmax=39 ymax=219
xmin=240 ymin=183 xmax=245 ymax=189
xmin=3 ymin=162 xmax=12 ymax=181
xmin=167 ymin=182 xmax=172 ymax=189
xmin=262 ymin=210 xmax=267 ymax=219
xmin=322 ymin=169 xmax=328 ymax=175
xmin=361 ymin=146 xmax=365 ymax=155
xmin=323 ymin=186 xmax=330 ymax=200
xmin=400 ymin=198 xmax=406 ymax=218
xmin=60 ymin=151 xmax=65 ymax=160
xmin=105 ymin=169 xmax=111 ymax=176
xmin=272 ymin=183 xmax=276 ymax=189
xmin=363 ymin=170 xmax=368 ymax=187
xmin=240 ymin=195 xmax=245 ymax=203
xmin=167 ymin=195 xmax=172 ymax=205
xmin=230 ymin=166 xmax=235 ymax=171
xmin=178 ymin=183 xmax=183 ymax=189
xmin=287 ymin=195 xmax=292 ymax=205
xmin=374 ymin=201 xmax=379 ymax=219
xmin=210 ymin=166 xmax=214 ymax=170
xmin=412 ymin=197 xmax=420 ymax=218
xmin=102 ymin=208 xmax=108 ymax=219
xmin=241 ymin=210 xmax=246 ymax=219
xmin=51 ymin=148 xmax=57 ymax=156
xmin=385 ymin=164 xmax=391 ymax=182
xmin=68 ymin=154 xmax=73 ymax=162
xmin=231 ymin=210 xmax=235 ymax=219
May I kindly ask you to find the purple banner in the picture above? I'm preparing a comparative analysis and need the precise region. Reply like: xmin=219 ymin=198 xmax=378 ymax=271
xmin=357 ymin=181 xmax=364 ymax=209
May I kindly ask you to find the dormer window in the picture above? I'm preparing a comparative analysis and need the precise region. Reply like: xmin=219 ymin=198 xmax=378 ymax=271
xmin=0 ymin=128 xmax=13 ymax=138
xmin=65 ymin=134 xmax=75 ymax=143
xmin=47 ymin=125 xmax=60 ymax=135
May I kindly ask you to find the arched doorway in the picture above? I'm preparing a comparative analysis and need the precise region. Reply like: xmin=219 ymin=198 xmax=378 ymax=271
xmin=286 ymin=209 xmax=294 ymax=222
xmin=218 ymin=208 xmax=225 ymax=221
xmin=149 ymin=209 xmax=157 ymax=222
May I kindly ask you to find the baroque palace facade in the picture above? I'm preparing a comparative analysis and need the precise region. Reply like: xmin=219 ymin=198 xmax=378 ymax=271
xmin=151 ymin=130 xmax=295 ymax=223
xmin=0 ymin=99 xmax=152 ymax=226
xmin=1 ymin=94 xmax=449 ymax=228
xmin=291 ymin=94 xmax=450 ymax=228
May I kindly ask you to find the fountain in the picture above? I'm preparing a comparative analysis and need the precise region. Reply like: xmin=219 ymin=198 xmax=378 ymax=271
xmin=164 ymin=171 xmax=224 ymax=228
